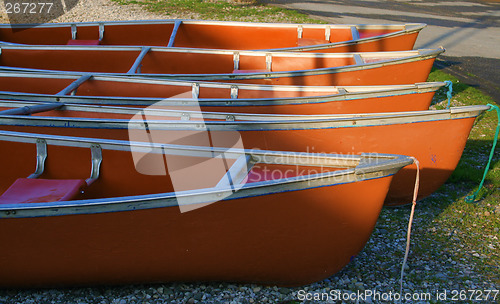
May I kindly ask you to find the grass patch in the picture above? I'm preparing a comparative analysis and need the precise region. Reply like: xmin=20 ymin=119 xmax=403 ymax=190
xmin=416 ymin=68 xmax=500 ymax=285
xmin=428 ymin=68 xmax=499 ymax=192
xmin=112 ymin=0 xmax=322 ymax=23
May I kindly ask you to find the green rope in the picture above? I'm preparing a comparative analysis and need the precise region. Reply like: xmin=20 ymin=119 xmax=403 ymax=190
xmin=444 ymin=80 xmax=453 ymax=109
xmin=465 ymin=103 xmax=500 ymax=203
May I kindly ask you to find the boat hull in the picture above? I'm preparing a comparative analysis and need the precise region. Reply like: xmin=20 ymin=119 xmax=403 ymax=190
xmin=0 ymin=176 xmax=391 ymax=287
xmin=0 ymin=136 xmax=402 ymax=287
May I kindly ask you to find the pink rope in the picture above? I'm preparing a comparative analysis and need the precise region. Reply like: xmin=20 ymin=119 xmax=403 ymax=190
xmin=399 ymin=157 xmax=420 ymax=297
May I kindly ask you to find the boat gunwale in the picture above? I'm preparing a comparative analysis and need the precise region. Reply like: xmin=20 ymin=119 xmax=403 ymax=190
xmin=0 ymin=19 xmax=424 ymax=30
xmin=0 ymin=44 xmax=430 ymax=57
xmin=0 ymin=71 xmax=443 ymax=93
xmin=0 ymin=82 xmax=446 ymax=107
xmin=0 ymin=105 xmax=489 ymax=129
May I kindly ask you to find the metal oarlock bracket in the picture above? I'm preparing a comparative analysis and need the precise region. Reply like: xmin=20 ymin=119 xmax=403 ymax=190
xmin=28 ymin=139 xmax=47 ymax=179
xmin=99 ymin=23 xmax=105 ymax=41
xmin=266 ymin=53 xmax=272 ymax=71
xmin=71 ymin=24 xmax=77 ymax=40
xmin=191 ymin=83 xmax=200 ymax=99
xmin=325 ymin=25 xmax=331 ymax=41
xmin=233 ymin=52 xmax=240 ymax=70
xmin=297 ymin=25 xmax=303 ymax=39
xmin=230 ymin=85 xmax=239 ymax=99
xmin=86 ymin=144 xmax=102 ymax=186
xmin=71 ymin=24 xmax=76 ymax=40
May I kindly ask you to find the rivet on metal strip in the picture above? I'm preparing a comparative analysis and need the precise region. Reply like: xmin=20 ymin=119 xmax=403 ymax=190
xmin=28 ymin=138 xmax=47 ymax=179
xmin=181 ymin=113 xmax=191 ymax=121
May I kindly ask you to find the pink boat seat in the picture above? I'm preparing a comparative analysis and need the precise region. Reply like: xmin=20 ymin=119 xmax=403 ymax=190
xmin=232 ymin=69 xmax=270 ymax=74
xmin=297 ymin=38 xmax=330 ymax=46
xmin=0 ymin=178 xmax=86 ymax=204
xmin=67 ymin=39 xmax=101 ymax=45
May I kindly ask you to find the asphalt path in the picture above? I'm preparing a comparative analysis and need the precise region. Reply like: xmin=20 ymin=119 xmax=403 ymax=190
xmin=262 ymin=0 xmax=500 ymax=104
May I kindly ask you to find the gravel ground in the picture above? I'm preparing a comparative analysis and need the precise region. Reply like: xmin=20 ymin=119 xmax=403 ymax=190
xmin=0 ymin=0 xmax=180 ymax=23
xmin=0 ymin=1 xmax=499 ymax=303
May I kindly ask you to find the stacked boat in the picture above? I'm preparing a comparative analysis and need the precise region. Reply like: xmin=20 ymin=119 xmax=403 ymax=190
xmin=0 ymin=20 xmax=493 ymax=287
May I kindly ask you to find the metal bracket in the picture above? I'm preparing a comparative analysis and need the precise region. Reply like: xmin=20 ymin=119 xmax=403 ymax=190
xmin=99 ymin=23 xmax=105 ymax=41
xmin=191 ymin=83 xmax=200 ymax=99
xmin=71 ymin=24 xmax=77 ymax=40
xmin=233 ymin=52 xmax=240 ymax=70
xmin=28 ymin=139 xmax=47 ymax=179
xmin=353 ymin=54 xmax=363 ymax=65
xmin=337 ymin=88 xmax=348 ymax=95
xmin=86 ymin=144 xmax=102 ymax=186
xmin=325 ymin=25 xmax=331 ymax=41
xmin=297 ymin=25 xmax=303 ymax=39
xmin=216 ymin=154 xmax=254 ymax=190
xmin=56 ymin=73 xmax=92 ymax=96
xmin=350 ymin=26 xmax=360 ymax=40
xmin=127 ymin=46 xmax=151 ymax=74
xmin=266 ymin=53 xmax=272 ymax=71
xmin=167 ymin=20 xmax=182 ymax=47
xmin=230 ymin=85 xmax=238 ymax=99
xmin=225 ymin=114 xmax=235 ymax=121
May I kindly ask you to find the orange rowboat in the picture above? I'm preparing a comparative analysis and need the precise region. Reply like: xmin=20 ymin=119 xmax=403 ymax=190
xmin=0 ymin=72 xmax=445 ymax=114
xmin=0 ymin=46 xmax=444 ymax=85
xmin=0 ymin=130 xmax=413 ymax=287
xmin=0 ymin=102 xmax=489 ymax=205
xmin=0 ymin=20 xmax=425 ymax=52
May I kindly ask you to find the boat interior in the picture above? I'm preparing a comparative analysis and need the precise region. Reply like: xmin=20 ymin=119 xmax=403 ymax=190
xmin=0 ymin=130 xmax=359 ymax=206
xmin=0 ymin=46 xmax=362 ymax=74
xmin=0 ymin=73 xmax=341 ymax=99
xmin=0 ymin=21 xmax=402 ymax=48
